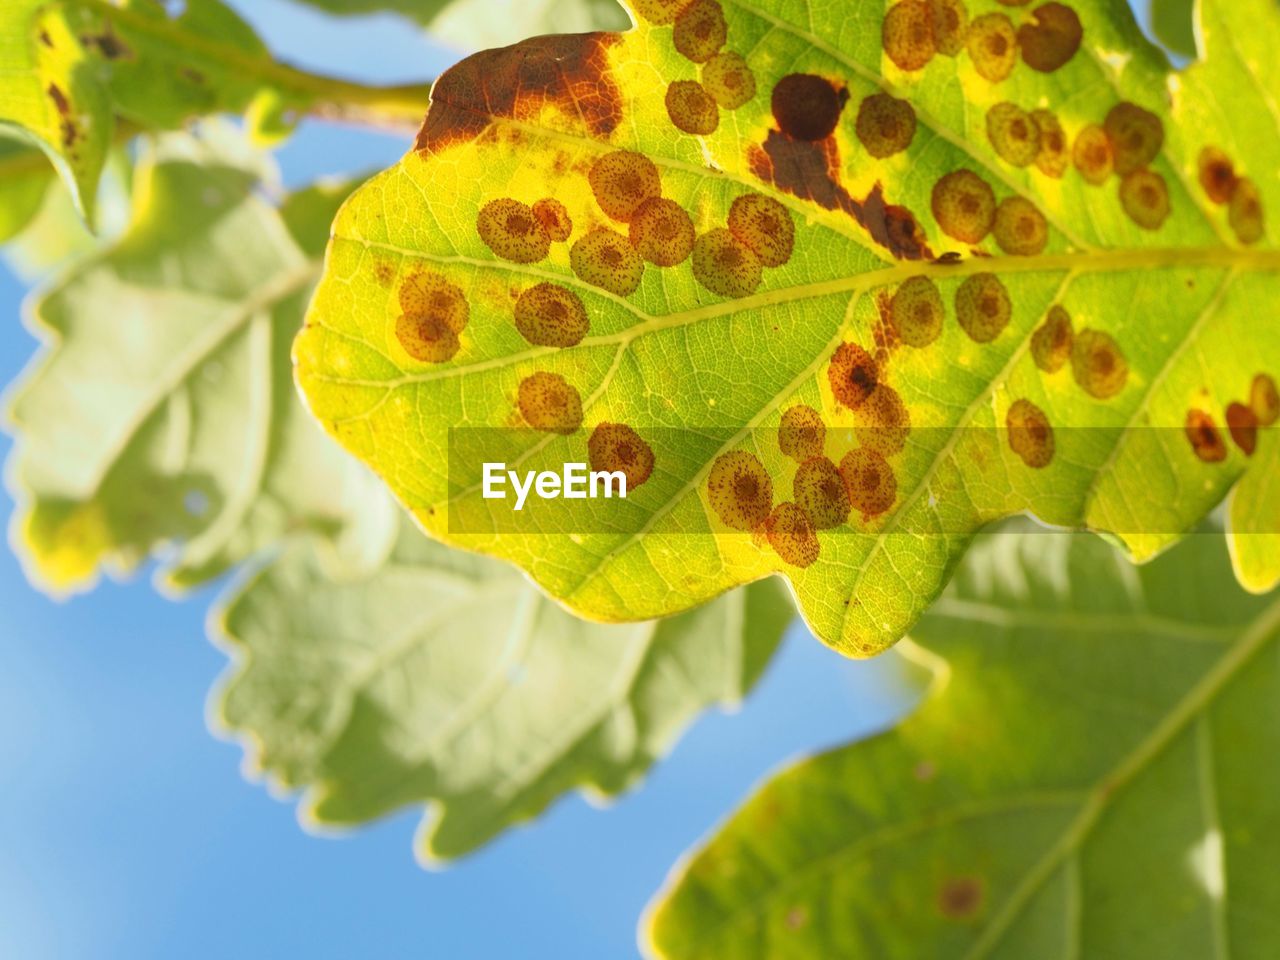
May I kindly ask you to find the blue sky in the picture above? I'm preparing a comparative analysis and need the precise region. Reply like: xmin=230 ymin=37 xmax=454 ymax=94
xmin=0 ymin=3 xmax=916 ymax=957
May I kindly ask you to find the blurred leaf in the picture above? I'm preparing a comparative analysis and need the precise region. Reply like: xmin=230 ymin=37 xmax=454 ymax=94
xmin=644 ymin=527 xmax=1280 ymax=958
xmin=1228 ymin=428 xmax=1280 ymax=593
xmin=291 ymin=0 xmax=629 ymax=52
xmin=213 ymin=513 xmax=791 ymax=861
xmin=4 ymin=136 xmax=392 ymax=596
xmin=0 ymin=132 xmax=57 ymax=244
xmin=1147 ymin=0 xmax=1198 ymax=59
xmin=296 ymin=0 xmax=1280 ymax=658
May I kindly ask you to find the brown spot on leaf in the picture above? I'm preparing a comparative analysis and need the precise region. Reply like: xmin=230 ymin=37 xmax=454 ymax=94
xmin=839 ymin=447 xmax=897 ymax=518
xmin=779 ymin=405 xmax=826 ymax=461
xmin=83 ymin=26 xmax=133 ymax=60
xmin=854 ymin=385 xmax=912 ymax=455
xmin=589 ymin=423 xmax=655 ymax=488
xmin=1031 ymin=109 xmax=1068 ymax=177
xmin=708 ymin=450 xmax=773 ymax=530
xmin=399 ymin=272 xmax=470 ymax=335
xmin=519 ymin=372 xmax=583 ymax=433
xmin=416 ymin=33 xmax=622 ymax=152
xmin=765 ymin=502 xmax=820 ymax=567
xmin=666 ymin=80 xmax=720 ymax=135
xmin=890 ymin=276 xmax=945 ymax=347
xmin=1185 ymin=409 xmax=1227 ymax=462
xmin=930 ymin=0 xmax=969 ymax=55
xmin=1250 ymin=373 xmax=1279 ymax=426
xmin=828 ymin=342 xmax=880 ymax=409
xmin=1198 ymin=147 xmax=1237 ymax=205
xmin=955 ymin=273 xmax=1012 ymax=342
xmin=1226 ymin=401 xmax=1259 ymax=456
xmin=702 ymin=52 xmax=756 ymax=109
xmin=632 ymin=0 xmax=689 ymax=24
xmin=571 ymin=227 xmax=644 ymax=296
xmin=373 ymin=261 xmax=395 ymax=286
xmin=477 ymin=198 xmax=551 ymax=263
xmin=883 ymin=0 xmax=937 ymax=72
xmin=1031 ymin=304 xmax=1073 ymax=372
xmin=1073 ymin=124 xmax=1113 ymax=184
xmin=630 ymin=197 xmax=695 ymax=266
xmin=967 ymin=13 xmax=1018 ymax=82
xmin=514 ymin=283 xmax=589 ymax=347
xmin=589 ymin=150 xmax=661 ymax=222
xmin=1229 ymin=178 xmax=1264 ymax=245
xmin=855 ymin=93 xmax=917 ymax=159
xmin=794 ymin=456 xmax=850 ymax=528
xmin=1071 ymin=329 xmax=1128 ymax=399
xmin=532 ymin=198 xmax=573 ymax=241
xmin=1119 ymin=169 xmax=1170 ymax=230
xmin=728 ymin=193 xmax=795 ymax=267
xmin=1007 ymin=398 xmax=1054 ymax=467
xmin=1105 ymin=102 xmax=1164 ymax=176
xmin=938 ymin=876 xmax=986 ymax=920
xmin=993 ymin=196 xmax=1048 ymax=255
xmin=46 ymin=83 xmax=79 ymax=149
xmin=673 ymin=0 xmax=727 ymax=63
xmin=396 ymin=313 xmax=461 ymax=363
xmin=692 ymin=228 xmax=762 ymax=298
xmin=932 ymin=169 xmax=996 ymax=243
xmin=771 ymin=73 xmax=847 ymax=142
xmin=39 ymin=29 xmax=53 ymax=47
xmin=987 ymin=102 xmax=1040 ymax=167
xmin=1017 ymin=3 xmax=1082 ymax=72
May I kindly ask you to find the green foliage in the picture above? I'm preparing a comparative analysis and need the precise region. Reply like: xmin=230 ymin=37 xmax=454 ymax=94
xmin=213 ymin=514 xmax=789 ymax=859
xmin=1229 ymin=429 xmax=1280 ymax=593
xmin=645 ymin=526 xmax=1280 ymax=958
xmin=295 ymin=0 xmax=1280 ymax=657
xmin=5 ymin=137 xmax=391 ymax=594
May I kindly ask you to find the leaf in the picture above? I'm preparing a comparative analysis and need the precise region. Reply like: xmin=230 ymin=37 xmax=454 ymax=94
xmin=643 ymin=526 xmax=1280 ymax=959
xmin=1146 ymin=0 xmax=1197 ymax=60
xmin=295 ymin=0 xmax=1280 ymax=657
xmin=211 ymin=513 xmax=791 ymax=861
xmin=0 ymin=131 xmax=57 ymax=244
xmin=292 ymin=0 xmax=630 ymax=51
xmin=4 ymin=135 xmax=392 ymax=596
xmin=1228 ymin=428 xmax=1280 ymax=593
xmin=0 ymin=0 xmax=430 ymax=227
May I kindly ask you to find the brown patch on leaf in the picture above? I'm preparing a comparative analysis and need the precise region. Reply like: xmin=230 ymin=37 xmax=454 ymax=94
xmin=1017 ymin=3 xmax=1082 ymax=72
xmin=630 ymin=197 xmax=696 ymax=266
xmin=416 ymin=33 xmax=622 ymax=153
xmin=771 ymin=73 xmax=847 ymax=142
xmin=1007 ymin=398 xmax=1055 ymax=467
xmin=728 ymin=193 xmax=795 ymax=267
xmin=1071 ymin=329 xmax=1128 ymax=399
xmin=1185 ymin=409 xmax=1227 ymax=462
xmin=828 ymin=342 xmax=880 ymax=410
xmin=938 ymin=876 xmax=986 ymax=920
xmin=519 ymin=372 xmax=583 ymax=433
xmin=532 ymin=198 xmax=573 ymax=241
xmin=1250 ymin=373 xmax=1279 ymax=426
xmin=1031 ymin=304 xmax=1073 ymax=372
xmin=765 ymin=502 xmax=821 ymax=567
xmin=955 ymin=273 xmax=1012 ymax=342
xmin=708 ymin=450 xmax=774 ymax=530
xmin=839 ymin=447 xmax=897 ymax=518
xmin=514 ymin=283 xmax=589 ymax=347
xmin=47 ymin=83 xmax=79 ymax=149
xmin=1198 ymin=147 xmax=1236 ymax=205
xmin=1226 ymin=401 xmax=1259 ymax=456
xmin=666 ymin=80 xmax=720 ymax=135
xmin=589 ymin=423 xmax=655 ymax=489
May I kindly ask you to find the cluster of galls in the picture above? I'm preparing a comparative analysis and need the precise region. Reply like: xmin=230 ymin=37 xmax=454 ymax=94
xmin=1198 ymin=147 xmax=1265 ymax=245
xmin=632 ymin=0 xmax=758 ymax=135
xmin=883 ymin=0 xmax=1081 ymax=81
xmin=1186 ymin=373 xmax=1278 ymax=463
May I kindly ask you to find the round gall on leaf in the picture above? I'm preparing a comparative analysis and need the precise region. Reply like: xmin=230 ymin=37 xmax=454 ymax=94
xmin=708 ymin=450 xmax=773 ymax=530
xmin=771 ymin=73 xmax=845 ymax=141
xmin=1071 ymin=328 xmax=1129 ymax=399
xmin=1031 ymin=109 xmax=1068 ymax=177
xmin=666 ymin=80 xmax=720 ymax=135
xmin=1017 ymin=2 xmax=1082 ymax=72
xmin=882 ymin=0 xmax=936 ymax=71
xmin=673 ymin=0 xmax=727 ymax=64
xmin=1104 ymin=102 xmax=1164 ymax=176
xmin=629 ymin=198 xmax=696 ymax=267
xmin=839 ymin=447 xmax=897 ymax=518
xmin=1185 ymin=409 xmax=1227 ymax=463
xmin=702 ymin=52 xmax=756 ymax=109
xmin=1119 ymin=169 xmax=1170 ymax=230
xmin=967 ymin=13 xmax=1018 ymax=82
xmin=518 ymin=372 xmax=583 ymax=434
xmin=828 ymin=341 xmax=879 ymax=410
xmin=588 ymin=151 xmax=661 ymax=223
xmin=632 ymin=0 xmax=687 ymax=24
xmin=727 ymin=193 xmax=795 ymax=267
xmin=514 ymin=283 xmax=589 ymax=347
xmin=398 ymin=272 xmax=469 ymax=334
xmin=889 ymin=276 xmax=944 ymax=348
xmin=477 ymin=198 xmax=551 ymax=263
xmin=955 ymin=273 xmax=1012 ymax=343
xmin=986 ymin=102 xmax=1040 ymax=167
xmin=1226 ymin=402 xmax=1259 ymax=456
xmin=1250 ymin=373 xmax=1280 ymax=426
xmin=1229 ymin=178 xmax=1265 ymax=245
xmin=931 ymin=169 xmax=996 ymax=243
xmin=570 ymin=227 xmax=645 ymax=296
xmin=1198 ymin=147 xmax=1237 ymax=205
xmin=588 ymin=423 xmax=655 ymax=489
xmin=1031 ymin=304 xmax=1073 ymax=373
xmin=778 ymin=405 xmax=826 ymax=461
xmin=396 ymin=313 xmax=461 ymax=364
xmin=993 ymin=196 xmax=1048 ymax=256
xmin=1006 ymin=398 xmax=1055 ymax=468
xmin=930 ymin=0 xmax=969 ymax=55
xmin=853 ymin=384 xmax=912 ymax=456
xmin=1073 ymin=124 xmax=1113 ymax=184
xmin=765 ymin=502 xmax=821 ymax=567
xmin=855 ymin=93 xmax=917 ymax=158
xmin=692 ymin=228 xmax=763 ymax=298
xmin=793 ymin=456 xmax=850 ymax=529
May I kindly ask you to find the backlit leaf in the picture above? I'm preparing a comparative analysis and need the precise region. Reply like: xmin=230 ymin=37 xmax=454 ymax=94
xmin=295 ymin=0 xmax=1280 ymax=656
xmin=644 ymin=527 xmax=1280 ymax=958
xmin=4 ymin=136 xmax=391 ymax=595
xmin=1228 ymin=427 xmax=1280 ymax=593
xmin=212 ymin=514 xmax=790 ymax=861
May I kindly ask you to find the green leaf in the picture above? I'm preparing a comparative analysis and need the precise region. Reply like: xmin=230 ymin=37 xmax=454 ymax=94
xmin=4 ymin=135 xmax=392 ymax=595
xmin=212 ymin=514 xmax=791 ymax=861
xmin=643 ymin=526 xmax=1280 ymax=958
xmin=292 ymin=0 xmax=630 ymax=51
xmin=1146 ymin=0 xmax=1197 ymax=60
xmin=0 ymin=131 xmax=57 ymax=244
xmin=1228 ymin=428 xmax=1280 ymax=593
xmin=0 ymin=0 xmax=430 ymax=227
xmin=295 ymin=0 xmax=1280 ymax=657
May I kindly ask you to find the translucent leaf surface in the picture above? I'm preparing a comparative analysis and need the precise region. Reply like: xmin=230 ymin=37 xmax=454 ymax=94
xmin=213 ymin=514 xmax=790 ymax=861
xmin=1228 ymin=429 xmax=1280 ymax=593
xmin=4 ymin=138 xmax=391 ymax=595
xmin=644 ymin=527 xmax=1280 ymax=958
xmin=296 ymin=0 xmax=1280 ymax=656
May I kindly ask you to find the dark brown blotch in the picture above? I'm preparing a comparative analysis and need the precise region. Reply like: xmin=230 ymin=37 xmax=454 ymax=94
xmin=1007 ymin=398 xmax=1055 ymax=467
xmin=1017 ymin=3 xmax=1082 ymax=72
xmin=1198 ymin=147 xmax=1237 ymax=205
xmin=1185 ymin=408 xmax=1227 ymax=463
xmin=828 ymin=342 xmax=880 ymax=409
xmin=771 ymin=73 xmax=847 ymax=142
xmin=1226 ymin=401 xmax=1259 ymax=456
